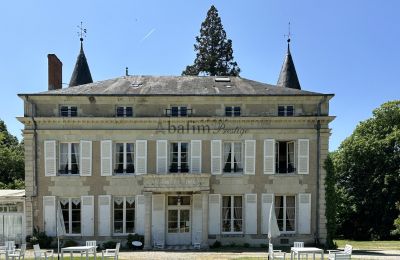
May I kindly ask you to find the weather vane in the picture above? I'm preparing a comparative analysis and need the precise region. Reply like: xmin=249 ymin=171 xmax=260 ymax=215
xmin=284 ymin=22 xmax=292 ymax=43
xmin=77 ymin=21 xmax=87 ymax=42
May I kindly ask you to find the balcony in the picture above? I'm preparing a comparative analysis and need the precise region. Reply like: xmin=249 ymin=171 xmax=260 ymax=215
xmin=143 ymin=174 xmax=210 ymax=192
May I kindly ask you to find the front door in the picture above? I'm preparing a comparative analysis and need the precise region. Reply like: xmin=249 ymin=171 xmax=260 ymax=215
xmin=166 ymin=196 xmax=191 ymax=245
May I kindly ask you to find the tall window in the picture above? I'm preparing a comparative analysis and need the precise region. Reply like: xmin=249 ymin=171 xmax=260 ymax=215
xmin=60 ymin=106 xmax=77 ymax=117
xmin=113 ymin=197 xmax=135 ymax=234
xmin=59 ymin=143 xmax=80 ymax=175
xmin=60 ymin=198 xmax=81 ymax=234
xmin=275 ymin=141 xmax=295 ymax=174
xmin=169 ymin=142 xmax=189 ymax=173
xmin=278 ymin=105 xmax=294 ymax=116
xmin=275 ymin=195 xmax=296 ymax=232
xmin=114 ymin=143 xmax=135 ymax=174
xmin=223 ymin=142 xmax=242 ymax=173
xmin=225 ymin=106 xmax=241 ymax=117
xmin=222 ymin=196 xmax=242 ymax=233
xmin=116 ymin=106 xmax=133 ymax=117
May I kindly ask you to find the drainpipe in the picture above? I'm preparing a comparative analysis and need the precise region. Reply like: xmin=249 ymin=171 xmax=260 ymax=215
xmin=25 ymin=95 xmax=38 ymax=197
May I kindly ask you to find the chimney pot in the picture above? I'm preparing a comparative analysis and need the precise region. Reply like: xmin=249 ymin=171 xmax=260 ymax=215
xmin=48 ymin=54 xmax=62 ymax=90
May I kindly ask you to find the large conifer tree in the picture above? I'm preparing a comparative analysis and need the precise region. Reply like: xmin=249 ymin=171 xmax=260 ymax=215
xmin=182 ymin=5 xmax=241 ymax=76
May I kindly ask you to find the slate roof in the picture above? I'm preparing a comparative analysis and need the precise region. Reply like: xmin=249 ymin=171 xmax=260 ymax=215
xmin=69 ymin=42 xmax=93 ymax=87
xmin=277 ymin=43 xmax=301 ymax=90
xmin=22 ymin=76 xmax=331 ymax=96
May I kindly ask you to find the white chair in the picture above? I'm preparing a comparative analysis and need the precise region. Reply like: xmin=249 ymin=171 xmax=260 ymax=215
xmin=153 ymin=232 xmax=164 ymax=249
xmin=8 ymin=244 xmax=26 ymax=260
xmin=269 ymin=243 xmax=286 ymax=260
xmin=33 ymin=244 xmax=54 ymax=260
xmin=5 ymin=241 xmax=15 ymax=251
xmin=81 ymin=241 xmax=97 ymax=257
xmin=293 ymin=242 xmax=307 ymax=260
xmin=328 ymin=244 xmax=352 ymax=260
xmin=101 ymin=243 xmax=120 ymax=260
xmin=193 ymin=230 xmax=202 ymax=250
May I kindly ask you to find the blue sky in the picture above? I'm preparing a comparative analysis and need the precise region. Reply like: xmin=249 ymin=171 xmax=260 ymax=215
xmin=0 ymin=0 xmax=399 ymax=151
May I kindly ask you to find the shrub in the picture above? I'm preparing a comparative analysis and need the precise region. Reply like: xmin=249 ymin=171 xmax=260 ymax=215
xmin=29 ymin=228 xmax=52 ymax=248
xmin=63 ymin=239 xmax=78 ymax=247
xmin=244 ymin=243 xmax=250 ymax=248
xmin=210 ymin=240 xmax=221 ymax=248
xmin=126 ymin=233 xmax=144 ymax=250
xmin=102 ymin=241 xmax=117 ymax=250
xmin=260 ymin=243 xmax=268 ymax=248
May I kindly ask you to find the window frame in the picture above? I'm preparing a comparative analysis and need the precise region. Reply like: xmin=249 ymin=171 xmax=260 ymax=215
xmin=114 ymin=142 xmax=135 ymax=175
xmin=116 ymin=106 xmax=133 ymax=117
xmin=223 ymin=141 xmax=243 ymax=174
xmin=221 ymin=195 xmax=243 ymax=234
xmin=275 ymin=141 xmax=296 ymax=174
xmin=60 ymin=105 xmax=78 ymax=117
xmin=277 ymin=105 xmax=295 ymax=117
xmin=59 ymin=142 xmax=80 ymax=175
xmin=60 ymin=198 xmax=81 ymax=236
xmin=225 ymin=106 xmax=241 ymax=117
xmin=165 ymin=106 xmax=192 ymax=117
xmin=169 ymin=141 xmax=189 ymax=173
xmin=113 ymin=196 xmax=135 ymax=235
xmin=274 ymin=195 xmax=296 ymax=233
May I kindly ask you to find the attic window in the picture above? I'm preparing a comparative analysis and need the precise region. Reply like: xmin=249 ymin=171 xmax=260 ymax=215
xmin=215 ymin=77 xmax=231 ymax=82
xmin=130 ymin=83 xmax=142 ymax=88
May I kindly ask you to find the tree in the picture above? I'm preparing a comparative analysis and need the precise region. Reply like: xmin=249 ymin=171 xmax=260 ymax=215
xmin=333 ymin=100 xmax=400 ymax=240
xmin=182 ymin=5 xmax=241 ymax=76
xmin=324 ymin=154 xmax=337 ymax=248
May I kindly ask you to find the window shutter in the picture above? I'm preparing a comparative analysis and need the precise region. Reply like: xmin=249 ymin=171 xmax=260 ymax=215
xmin=43 ymin=196 xmax=56 ymax=236
xmin=192 ymin=194 xmax=203 ymax=244
xmin=135 ymin=195 xmax=145 ymax=235
xmin=298 ymin=139 xmax=309 ymax=174
xmin=298 ymin=193 xmax=311 ymax=234
xmin=98 ymin=195 xmax=111 ymax=236
xmin=152 ymin=194 xmax=165 ymax=242
xmin=264 ymin=139 xmax=275 ymax=174
xmin=211 ymin=140 xmax=222 ymax=175
xmin=208 ymin=194 xmax=221 ymax=234
xmin=244 ymin=140 xmax=256 ymax=175
xmin=44 ymin=140 xmax=56 ymax=176
xmin=81 ymin=196 xmax=94 ymax=236
xmin=80 ymin=141 xmax=92 ymax=176
xmin=135 ymin=140 xmax=147 ymax=175
xmin=156 ymin=140 xmax=168 ymax=174
xmin=245 ymin=194 xmax=257 ymax=234
xmin=261 ymin=193 xmax=274 ymax=234
xmin=190 ymin=140 xmax=202 ymax=173
xmin=101 ymin=140 xmax=112 ymax=176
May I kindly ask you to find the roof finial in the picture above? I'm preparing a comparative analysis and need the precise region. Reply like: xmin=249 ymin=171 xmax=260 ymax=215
xmin=284 ymin=22 xmax=292 ymax=53
xmin=77 ymin=21 xmax=87 ymax=43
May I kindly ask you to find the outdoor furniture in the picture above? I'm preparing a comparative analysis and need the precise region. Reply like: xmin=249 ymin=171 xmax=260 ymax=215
xmin=61 ymin=245 xmax=97 ymax=260
xmin=33 ymin=244 xmax=54 ymax=260
xmin=8 ymin=244 xmax=26 ymax=260
xmin=290 ymin=247 xmax=323 ymax=260
xmin=80 ymin=241 xmax=97 ymax=258
xmin=269 ymin=243 xmax=286 ymax=260
xmin=292 ymin=242 xmax=307 ymax=260
xmin=101 ymin=243 xmax=120 ymax=260
xmin=328 ymin=244 xmax=352 ymax=260
xmin=5 ymin=242 xmax=15 ymax=252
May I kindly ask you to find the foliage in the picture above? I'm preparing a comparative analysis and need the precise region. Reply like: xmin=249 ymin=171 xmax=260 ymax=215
xmin=243 ymin=243 xmax=250 ymax=248
xmin=210 ymin=240 xmax=221 ymax=248
xmin=102 ymin=241 xmax=117 ymax=250
xmin=334 ymin=239 xmax=400 ymax=250
xmin=29 ymin=228 xmax=53 ymax=248
xmin=126 ymin=233 xmax=144 ymax=250
xmin=324 ymin=153 xmax=337 ymax=249
xmin=333 ymin=100 xmax=400 ymax=240
xmin=182 ymin=5 xmax=241 ymax=76
xmin=63 ymin=239 xmax=78 ymax=247
xmin=391 ymin=202 xmax=400 ymax=236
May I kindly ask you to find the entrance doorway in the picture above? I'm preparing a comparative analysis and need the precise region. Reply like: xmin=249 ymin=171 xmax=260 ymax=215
xmin=166 ymin=195 xmax=191 ymax=245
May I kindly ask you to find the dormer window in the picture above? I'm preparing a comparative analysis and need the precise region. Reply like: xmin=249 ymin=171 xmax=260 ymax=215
xmin=278 ymin=105 xmax=294 ymax=116
xmin=225 ymin=106 xmax=241 ymax=117
xmin=60 ymin=106 xmax=77 ymax=117
xmin=116 ymin=106 xmax=133 ymax=117
xmin=166 ymin=106 xmax=191 ymax=117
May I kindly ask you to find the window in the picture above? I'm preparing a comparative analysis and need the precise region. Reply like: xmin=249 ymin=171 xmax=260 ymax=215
xmin=275 ymin=195 xmax=295 ymax=232
xmin=223 ymin=142 xmax=242 ymax=173
xmin=114 ymin=143 xmax=135 ymax=174
xmin=116 ymin=106 xmax=133 ymax=117
xmin=225 ymin=106 xmax=241 ymax=117
xmin=169 ymin=142 xmax=189 ymax=173
xmin=222 ymin=195 xmax=242 ymax=233
xmin=166 ymin=106 xmax=192 ymax=117
xmin=275 ymin=141 xmax=295 ymax=174
xmin=113 ymin=197 xmax=135 ymax=234
xmin=60 ymin=106 xmax=78 ymax=117
xmin=278 ymin=105 xmax=294 ymax=116
xmin=59 ymin=143 xmax=80 ymax=175
xmin=60 ymin=198 xmax=81 ymax=235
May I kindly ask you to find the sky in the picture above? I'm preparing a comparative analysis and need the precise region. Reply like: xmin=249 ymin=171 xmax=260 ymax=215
xmin=0 ymin=0 xmax=399 ymax=151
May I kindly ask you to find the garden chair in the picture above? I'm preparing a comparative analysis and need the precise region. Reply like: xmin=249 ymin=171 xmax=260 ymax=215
xmin=5 ymin=241 xmax=15 ymax=252
xmin=33 ymin=244 xmax=54 ymax=260
xmin=8 ymin=244 xmax=26 ymax=260
xmin=101 ymin=243 xmax=120 ymax=260
xmin=269 ymin=243 xmax=286 ymax=260
xmin=81 ymin=241 xmax=97 ymax=258
xmin=293 ymin=242 xmax=307 ymax=260
xmin=328 ymin=244 xmax=352 ymax=260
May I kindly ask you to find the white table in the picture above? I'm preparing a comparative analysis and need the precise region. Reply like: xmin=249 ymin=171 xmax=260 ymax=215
xmin=291 ymin=247 xmax=324 ymax=260
xmin=61 ymin=246 xmax=97 ymax=260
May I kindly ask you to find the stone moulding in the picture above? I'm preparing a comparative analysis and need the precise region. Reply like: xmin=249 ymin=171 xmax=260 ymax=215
xmin=143 ymin=173 xmax=210 ymax=192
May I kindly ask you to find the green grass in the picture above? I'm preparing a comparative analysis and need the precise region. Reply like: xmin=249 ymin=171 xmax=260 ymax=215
xmin=334 ymin=239 xmax=400 ymax=250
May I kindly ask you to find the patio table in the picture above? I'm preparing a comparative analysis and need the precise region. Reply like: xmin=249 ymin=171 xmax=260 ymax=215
xmin=291 ymin=247 xmax=324 ymax=260
xmin=61 ymin=246 xmax=97 ymax=260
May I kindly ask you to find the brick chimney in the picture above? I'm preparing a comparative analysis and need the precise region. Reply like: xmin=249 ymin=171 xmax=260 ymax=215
xmin=47 ymin=54 xmax=62 ymax=90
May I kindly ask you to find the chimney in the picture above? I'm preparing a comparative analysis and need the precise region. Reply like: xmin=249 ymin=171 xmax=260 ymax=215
xmin=47 ymin=54 xmax=62 ymax=90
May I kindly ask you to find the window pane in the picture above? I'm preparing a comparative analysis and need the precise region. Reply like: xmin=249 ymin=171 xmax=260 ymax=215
xmin=60 ymin=144 xmax=69 ymax=174
xmin=233 ymin=107 xmax=241 ymax=116
xmin=114 ymin=221 xmax=123 ymax=233
xmin=70 ymin=143 xmax=80 ymax=174
xmin=278 ymin=106 xmax=285 ymax=116
xmin=286 ymin=106 xmax=294 ymax=116
xmin=125 ymin=107 xmax=133 ymax=117
xmin=222 ymin=196 xmax=231 ymax=232
xmin=180 ymin=196 xmax=191 ymax=205
xmin=126 ymin=143 xmax=135 ymax=173
xmin=180 ymin=210 xmax=190 ymax=233
xmin=225 ymin=107 xmax=232 ymax=116
xmin=168 ymin=196 xmax=179 ymax=206
xmin=180 ymin=107 xmax=187 ymax=116
xmin=115 ymin=143 xmax=124 ymax=173
xmin=171 ymin=107 xmax=179 ymax=117
xmin=116 ymin=107 xmax=124 ymax=117
xmin=60 ymin=106 xmax=69 ymax=117
xmin=223 ymin=143 xmax=232 ymax=172
xmin=233 ymin=143 xmax=242 ymax=172
xmin=288 ymin=142 xmax=295 ymax=173
xmin=168 ymin=210 xmax=178 ymax=233
xmin=70 ymin=107 xmax=77 ymax=117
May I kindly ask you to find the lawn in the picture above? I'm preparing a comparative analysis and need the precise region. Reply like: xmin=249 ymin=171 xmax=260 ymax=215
xmin=334 ymin=239 xmax=400 ymax=250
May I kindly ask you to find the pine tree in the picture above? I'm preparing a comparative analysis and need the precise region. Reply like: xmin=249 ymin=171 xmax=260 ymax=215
xmin=182 ymin=5 xmax=241 ymax=76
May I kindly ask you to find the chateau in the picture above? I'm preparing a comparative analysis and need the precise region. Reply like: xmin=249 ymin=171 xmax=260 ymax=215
xmin=18 ymin=38 xmax=334 ymax=248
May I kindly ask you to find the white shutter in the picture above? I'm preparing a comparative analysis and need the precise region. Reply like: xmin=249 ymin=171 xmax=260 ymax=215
xmin=298 ymin=193 xmax=311 ymax=234
xmin=101 ymin=140 xmax=112 ymax=176
xmin=152 ymin=194 xmax=165 ymax=242
xmin=211 ymin=140 xmax=222 ymax=175
xmin=298 ymin=139 xmax=309 ymax=174
xmin=245 ymin=194 xmax=257 ymax=234
xmin=261 ymin=193 xmax=274 ymax=234
xmin=264 ymin=139 xmax=275 ymax=174
xmin=245 ymin=140 xmax=256 ymax=175
xmin=156 ymin=140 xmax=168 ymax=174
xmin=98 ymin=195 xmax=111 ymax=236
xmin=81 ymin=196 xmax=94 ymax=236
xmin=208 ymin=194 xmax=221 ymax=234
xmin=192 ymin=194 xmax=203 ymax=243
xmin=43 ymin=196 xmax=56 ymax=236
xmin=80 ymin=141 xmax=92 ymax=176
xmin=190 ymin=140 xmax=202 ymax=173
xmin=135 ymin=195 xmax=145 ymax=235
xmin=44 ymin=140 xmax=56 ymax=176
xmin=135 ymin=140 xmax=147 ymax=175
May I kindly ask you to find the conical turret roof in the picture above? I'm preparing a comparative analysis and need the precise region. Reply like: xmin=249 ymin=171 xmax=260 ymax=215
xmin=69 ymin=41 xmax=93 ymax=87
xmin=277 ymin=41 xmax=301 ymax=90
